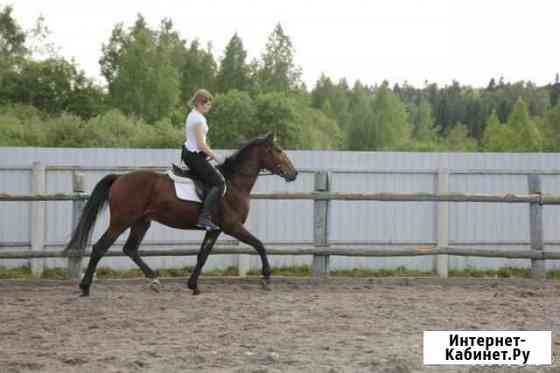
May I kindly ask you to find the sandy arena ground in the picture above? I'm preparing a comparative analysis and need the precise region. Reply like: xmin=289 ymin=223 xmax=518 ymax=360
xmin=0 ymin=277 xmax=559 ymax=373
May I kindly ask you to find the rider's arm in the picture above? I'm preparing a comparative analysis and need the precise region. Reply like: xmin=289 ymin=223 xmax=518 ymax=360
xmin=194 ymin=124 xmax=218 ymax=160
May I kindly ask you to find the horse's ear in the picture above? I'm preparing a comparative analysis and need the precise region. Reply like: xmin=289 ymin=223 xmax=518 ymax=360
xmin=235 ymin=134 xmax=248 ymax=148
xmin=264 ymin=132 xmax=274 ymax=144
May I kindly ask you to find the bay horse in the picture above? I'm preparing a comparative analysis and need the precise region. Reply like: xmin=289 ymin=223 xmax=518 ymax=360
xmin=64 ymin=133 xmax=298 ymax=296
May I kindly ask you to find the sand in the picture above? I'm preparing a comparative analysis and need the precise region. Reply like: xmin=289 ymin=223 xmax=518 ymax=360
xmin=0 ymin=277 xmax=558 ymax=372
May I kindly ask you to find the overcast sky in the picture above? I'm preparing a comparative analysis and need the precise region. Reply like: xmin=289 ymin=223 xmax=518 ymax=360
xmin=9 ymin=0 xmax=560 ymax=89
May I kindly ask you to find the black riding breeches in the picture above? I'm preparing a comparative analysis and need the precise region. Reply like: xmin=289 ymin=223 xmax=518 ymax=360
xmin=181 ymin=146 xmax=226 ymax=193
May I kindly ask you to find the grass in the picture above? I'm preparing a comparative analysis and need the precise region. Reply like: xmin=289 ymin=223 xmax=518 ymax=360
xmin=0 ymin=266 xmax=31 ymax=279
xmin=0 ymin=265 xmax=559 ymax=280
xmin=0 ymin=265 xmax=238 ymax=280
xmin=332 ymin=266 xmax=432 ymax=278
xmin=247 ymin=265 xmax=311 ymax=277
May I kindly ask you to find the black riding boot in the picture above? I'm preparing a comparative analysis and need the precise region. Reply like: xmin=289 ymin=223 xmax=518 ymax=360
xmin=196 ymin=186 xmax=221 ymax=231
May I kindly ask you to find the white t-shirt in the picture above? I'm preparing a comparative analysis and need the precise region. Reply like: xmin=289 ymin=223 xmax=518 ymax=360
xmin=184 ymin=110 xmax=208 ymax=152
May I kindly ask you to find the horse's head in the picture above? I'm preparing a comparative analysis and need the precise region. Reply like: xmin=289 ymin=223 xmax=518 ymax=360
xmin=257 ymin=133 xmax=298 ymax=182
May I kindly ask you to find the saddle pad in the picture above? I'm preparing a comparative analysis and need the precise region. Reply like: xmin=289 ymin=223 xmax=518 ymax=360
xmin=167 ymin=171 xmax=202 ymax=203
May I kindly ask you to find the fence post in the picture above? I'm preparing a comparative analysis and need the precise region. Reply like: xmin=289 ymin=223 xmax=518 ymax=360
xmin=434 ymin=168 xmax=449 ymax=278
xmin=313 ymin=171 xmax=330 ymax=278
xmin=528 ymin=175 xmax=545 ymax=279
xmin=67 ymin=172 xmax=86 ymax=280
xmin=31 ymin=162 xmax=45 ymax=277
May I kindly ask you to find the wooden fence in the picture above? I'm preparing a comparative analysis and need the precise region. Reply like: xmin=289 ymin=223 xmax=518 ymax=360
xmin=1 ymin=167 xmax=560 ymax=280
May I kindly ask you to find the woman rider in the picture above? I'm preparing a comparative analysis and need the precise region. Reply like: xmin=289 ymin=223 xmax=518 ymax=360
xmin=182 ymin=89 xmax=225 ymax=231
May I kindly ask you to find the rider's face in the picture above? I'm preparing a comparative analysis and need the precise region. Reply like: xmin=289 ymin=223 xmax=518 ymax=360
xmin=197 ymin=100 xmax=212 ymax=114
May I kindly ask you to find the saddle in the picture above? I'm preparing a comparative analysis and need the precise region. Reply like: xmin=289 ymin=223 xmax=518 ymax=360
xmin=168 ymin=163 xmax=209 ymax=201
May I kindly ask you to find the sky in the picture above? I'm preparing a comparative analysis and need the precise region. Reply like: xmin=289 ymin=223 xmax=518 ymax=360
xmin=9 ymin=0 xmax=560 ymax=89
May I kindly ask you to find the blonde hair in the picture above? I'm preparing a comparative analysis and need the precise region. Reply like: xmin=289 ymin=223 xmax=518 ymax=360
xmin=188 ymin=89 xmax=214 ymax=108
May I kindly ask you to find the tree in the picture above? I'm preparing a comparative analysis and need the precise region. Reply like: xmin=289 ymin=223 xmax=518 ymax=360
xmin=258 ymin=23 xmax=302 ymax=93
xmin=369 ymin=83 xmax=411 ymax=150
xmin=463 ymin=88 xmax=486 ymax=140
xmin=346 ymin=90 xmax=374 ymax=150
xmin=4 ymin=57 xmax=104 ymax=116
xmin=481 ymin=110 xmax=509 ymax=152
xmin=100 ymin=15 xmax=181 ymax=123
xmin=550 ymin=73 xmax=560 ymax=107
xmin=0 ymin=5 xmax=26 ymax=58
xmin=411 ymin=98 xmax=438 ymax=142
xmin=487 ymin=78 xmax=497 ymax=91
xmin=100 ymin=22 xmax=128 ymax=92
xmin=541 ymin=104 xmax=560 ymax=151
xmin=445 ymin=123 xmax=478 ymax=151
xmin=179 ymin=39 xmax=217 ymax=103
xmin=311 ymin=74 xmax=335 ymax=109
xmin=321 ymin=99 xmax=336 ymax=120
xmin=253 ymin=92 xmax=298 ymax=147
xmin=0 ymin=5 xmax=27 ymax=103
xmin=215 ymin=33 xmax=251 ymax=93
xmin=346 ymin=82 xmax=411 ymax=151
xmin=434 ymin=80 xmax=467 ymax=135
xmin=296 ymin=106 xmax=343 ymax=150
xmin=206 ymin=90 xmax=256 ymax=148
xmin=507 ymin=97 xmax=542 ymax=152
xmin=311 ymin=75 xmax=351 ymax=129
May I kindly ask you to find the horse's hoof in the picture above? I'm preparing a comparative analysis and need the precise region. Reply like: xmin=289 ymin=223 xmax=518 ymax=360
xmin=187 ymin=281 xmax=196 ymax=291
xmin=261 ymin=279 xmax=272 ymax=291
xmin=80 ymin=289 xmax=90 ymax=297
xmin=149 ymin=278 xmax=161 ymax=293
xmin=192 ymin=288 xmax=201 ymax=296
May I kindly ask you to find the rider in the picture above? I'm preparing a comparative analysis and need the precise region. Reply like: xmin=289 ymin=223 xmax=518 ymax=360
xmin=182 ymin=89 xmax=225 ymax=231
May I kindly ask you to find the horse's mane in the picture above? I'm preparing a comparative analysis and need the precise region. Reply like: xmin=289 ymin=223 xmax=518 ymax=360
xmin=217 ymin=135 xmax=269 ymax=178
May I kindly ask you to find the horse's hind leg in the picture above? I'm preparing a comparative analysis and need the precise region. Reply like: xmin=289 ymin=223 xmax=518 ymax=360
xmin=80 ymin=223 xmax=126 ymax=296
xmin=123 ymin=218 xmax=161 ymax=291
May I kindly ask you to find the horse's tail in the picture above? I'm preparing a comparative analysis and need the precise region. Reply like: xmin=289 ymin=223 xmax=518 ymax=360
xmin=64 ymin=174 xmax=119 ymax=254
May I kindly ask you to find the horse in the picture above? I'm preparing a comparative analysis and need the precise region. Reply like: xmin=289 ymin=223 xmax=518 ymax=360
xmin=64 ymin=133 xmax=298 ymax=296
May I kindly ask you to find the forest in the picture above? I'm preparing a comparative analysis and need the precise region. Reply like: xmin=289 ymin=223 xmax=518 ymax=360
xmin=1 ymin=5 xmax=559 ymax=152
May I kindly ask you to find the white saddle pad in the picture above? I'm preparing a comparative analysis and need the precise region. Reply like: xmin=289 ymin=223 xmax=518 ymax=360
xmin=167 ymin=171 xmax=202 ymax=203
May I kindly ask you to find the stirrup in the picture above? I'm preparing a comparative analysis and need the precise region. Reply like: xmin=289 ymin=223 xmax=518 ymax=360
xmin=196 ymin=217 xmax=220 ymax=231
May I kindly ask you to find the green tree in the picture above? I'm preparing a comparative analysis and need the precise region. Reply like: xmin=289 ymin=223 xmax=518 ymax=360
xmin=258 ymin=23 xmax=302 ymax=93
xmin=0 ymin=5 xmax=27 ymax=103
xmin=370 ymin=83 xmax=410 ymax=150
xmin=253 ymin=92 xmax=298 ymax=147
xmin=296 ymin=106 xmax=343 ymax=150
xmin=321 ymin=99 xmax=337 ymax=120
xmin=312 ymin=75 xmax=351 ymax=132
xmin=541 ymin=104 xmax=560 ymax=151
xmin=0 ymin=5 xmax=26 ymax=60
xmin=100 ymin=22 xmax=127 ymax=91
xmin=179 ymin=39 xmax=217 ymax=103
xmin=215 ymin=33 xmax=251 ymax=94
xmin=550 ymin=73 xmax=560 ymax=107
xmin=311 ymin=74 xmax=335 ymax=109
xmin=445 ymin=123 xmax=478 ymax=151
xmin=100 ymin=15 xmax=181 ymax=123
xmin=411 ymin=99 xmax=438 ymax=142
xmin=346 ymin=90 xmax=374 ymax=150
xmin=4 ymin=57 xmax=104 ymax=117
xmin=507 ymin=97 xmax=542 ymax=151
xmin=206 ymin=90 xmax=256 ymax=148
xmin=481 ymin=110 xmax=509 ymax=152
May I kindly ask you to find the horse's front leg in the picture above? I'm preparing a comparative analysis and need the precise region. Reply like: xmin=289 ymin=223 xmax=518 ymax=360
xmin=226 ymin=224 xmax=271 ymax=290
xmin=188 ymin=230 xmax=221 ymax=295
